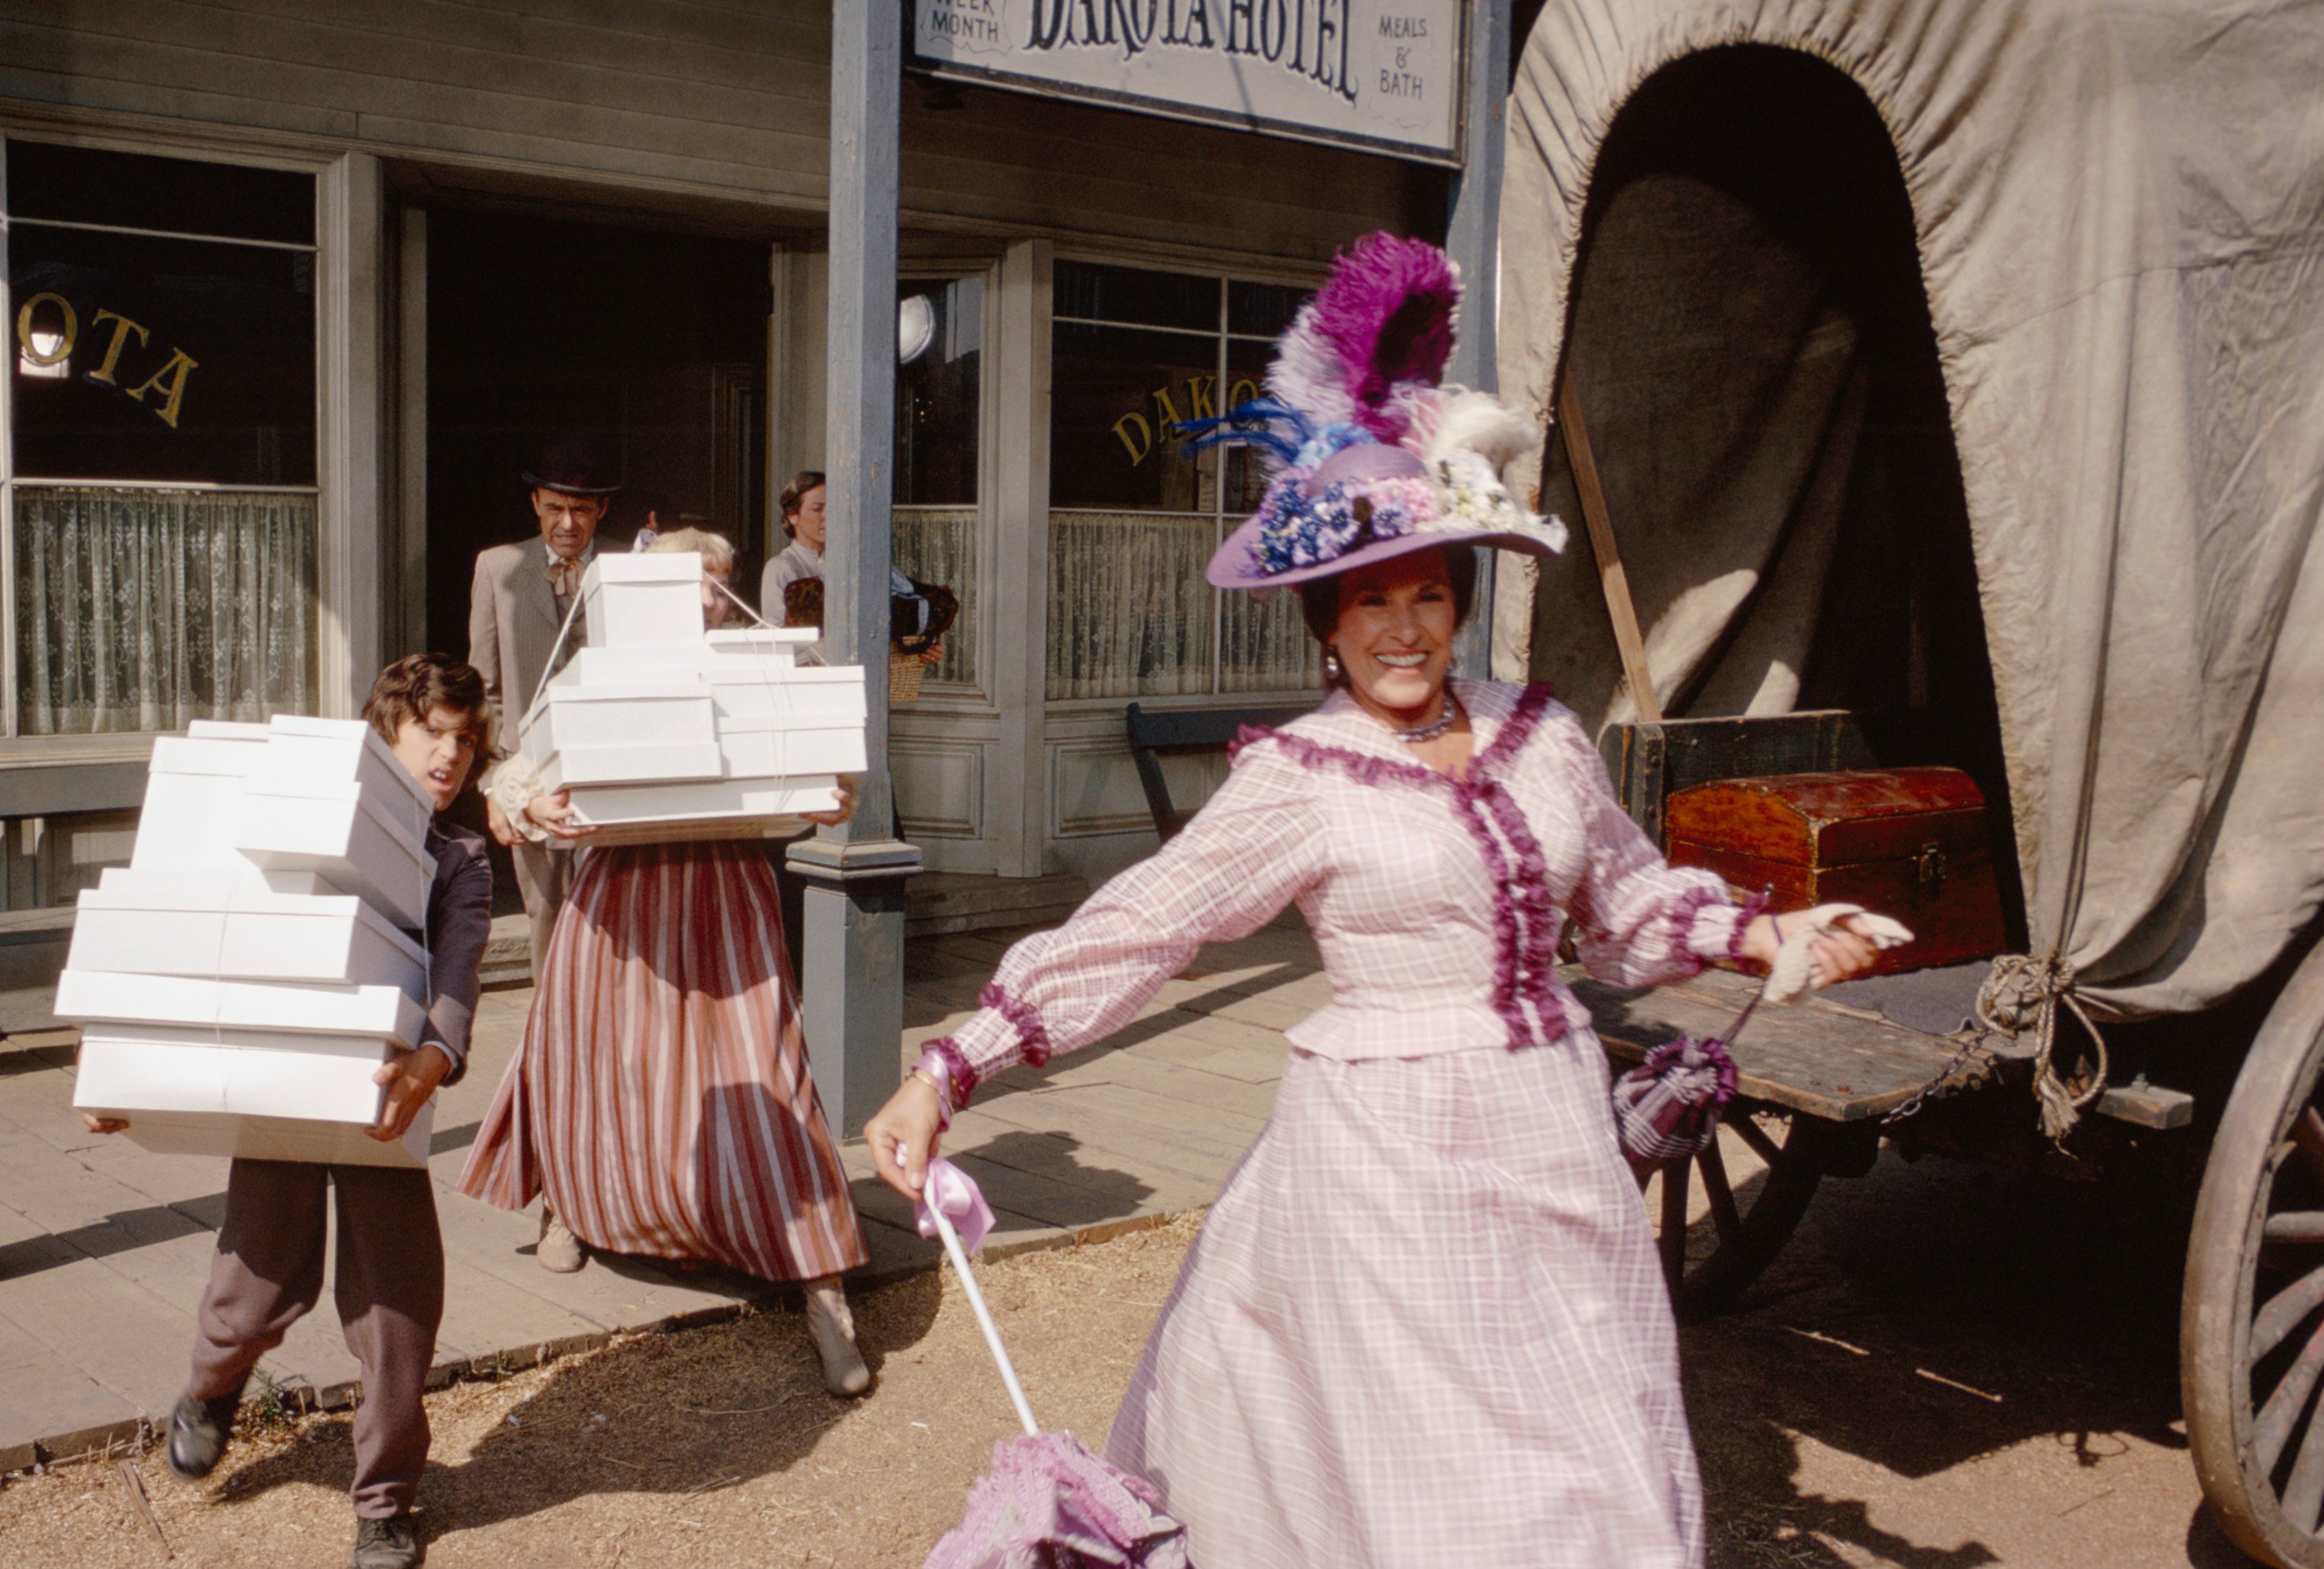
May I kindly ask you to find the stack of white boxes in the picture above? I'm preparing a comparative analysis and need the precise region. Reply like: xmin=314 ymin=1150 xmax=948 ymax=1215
xmin=59 ymin=716 xmax=440 ymax=1167
xmin=519 ymin=553 xmax=868 ymax=843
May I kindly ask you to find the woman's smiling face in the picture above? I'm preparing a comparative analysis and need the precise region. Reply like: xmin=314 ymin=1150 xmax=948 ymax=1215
xmin=1330 ymin=547 xmax=1459 ymax=722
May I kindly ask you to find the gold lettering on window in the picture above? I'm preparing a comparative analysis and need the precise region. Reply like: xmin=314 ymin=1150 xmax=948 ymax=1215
xmin=1112 ymin=410 xmax=1154 ymax=465
xmin=125 ymin=348 xmax=199 ymax=429
xmin=15 ymin=291 xmax=77 ymax=364
xmin=84 ymin=309 xmax=152 ymax=386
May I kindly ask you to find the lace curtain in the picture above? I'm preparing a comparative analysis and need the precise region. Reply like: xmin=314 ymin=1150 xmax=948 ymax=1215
xmin=1046 ymin=511 xmax=1320 ymax=700
xmin=14 ymin=486 xmax=318 ymax=735
xmin=1048 ymin=511 xmax=1217 ymax=699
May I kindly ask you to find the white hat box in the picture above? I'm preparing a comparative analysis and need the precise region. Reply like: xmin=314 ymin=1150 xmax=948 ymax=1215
xmin=130 ymin=731 xmax=273 ymax=873
xmin=580 ymin=552 xmax=710 ymax=649
xmin=535 ymin=740 xmax=727 ymax=794
xmin=232 ymin=779 xmax=435 ymax=930
xmin=257 ymin=716 xmax=435 ymax=843
xmin=708 ymin=626 xmax=814 ymax=662
xmin=552 ymin=628 xmax=813 ymax=686
xmin=703 ymin=662 xmax=866 ymax=723
xmin=717 ymin=713 xmax=868 ymax=780
xmin=74 ymin=1028 xmax=431 ymax=1168
xmin=554 ymin=645 xmax=716 ymax=685
xmin=53 ymin=970 xmax=427 ymax=1049
xmin=67 ymin=870 xmax=427 ymax=997
xmin=564 ymin=774 xmax=843 ymax=843
xmin=522 ymin=682 xmax=722 ymax=791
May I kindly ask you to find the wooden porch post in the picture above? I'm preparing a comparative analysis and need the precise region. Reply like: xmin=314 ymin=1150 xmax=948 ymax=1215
xmin=790 ymin=0 xmax=920 ymax=1135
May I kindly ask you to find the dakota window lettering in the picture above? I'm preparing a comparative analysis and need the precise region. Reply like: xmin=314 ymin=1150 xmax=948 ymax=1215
xmin=1049 ymin=259 xmax=1319 ymax=699
xmin=12 ymin=297 xmax=198 ymax=426
xmin=4 ymin=139 xmax=318 ymax=736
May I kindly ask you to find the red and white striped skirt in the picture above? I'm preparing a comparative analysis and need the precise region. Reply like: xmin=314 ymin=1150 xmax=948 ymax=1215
xmin=458 ymin=841 xmax=867 ymax=1282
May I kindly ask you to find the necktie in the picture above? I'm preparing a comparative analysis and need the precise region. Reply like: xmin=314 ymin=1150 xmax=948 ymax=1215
xmin=546 ymin=555 xmax=584 ymax=599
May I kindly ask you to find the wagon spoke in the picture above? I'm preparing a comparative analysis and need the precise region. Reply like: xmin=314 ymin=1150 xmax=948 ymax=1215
xmin=2255 ymin=1265 xmax=2324 ymax=1363
xmin=1730 ymin=1111 xmax=1784 ymax=1168
xmin=2264 ymin=1212 xmax=2324 ymax=1245
xmin=1700 ymin=1137 xmax=1742 ymax=1244
xmin=1659 ymin=1156 xmax=1691 ymax=1287
xmin=2286 ymin=1402 xmax=2324 ymax=1534
xmin=2294 ymin=1108 xmax=2324 ymax=1186
xmin=2256 ymin=1318 xmax=2324 ymax=1473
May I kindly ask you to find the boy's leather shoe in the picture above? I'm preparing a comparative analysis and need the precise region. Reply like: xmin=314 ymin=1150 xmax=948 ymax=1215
xmin=351 ymin=1512 xmax=424 ymax=1568
xmin=164 ymin=1388 xmax=242 ymax=1481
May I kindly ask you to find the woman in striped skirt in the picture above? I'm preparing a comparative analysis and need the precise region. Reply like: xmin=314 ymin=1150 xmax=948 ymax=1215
xmin=460 ymin=527 xmax=871 ymax=1395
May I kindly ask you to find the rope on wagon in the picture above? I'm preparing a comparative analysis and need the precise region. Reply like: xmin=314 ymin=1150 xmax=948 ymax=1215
xmin=1975 ymin=953 xmax=2111 ymax=1142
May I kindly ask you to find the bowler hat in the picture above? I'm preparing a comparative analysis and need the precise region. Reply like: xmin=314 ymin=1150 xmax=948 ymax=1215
xmin=522 ymin=434 xmax=623 ymax=497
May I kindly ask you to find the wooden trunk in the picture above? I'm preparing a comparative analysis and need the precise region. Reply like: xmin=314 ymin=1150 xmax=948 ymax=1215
xmin=1665 ymin=767 xmax=2005 ymax=975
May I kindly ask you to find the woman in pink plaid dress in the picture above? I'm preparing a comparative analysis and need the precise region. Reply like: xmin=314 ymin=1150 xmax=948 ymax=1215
xmin=868 ymin=236 xmax=1877 ymax=1568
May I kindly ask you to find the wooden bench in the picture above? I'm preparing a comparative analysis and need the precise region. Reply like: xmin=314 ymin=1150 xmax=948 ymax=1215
xmin=1125 ymin=702 xmax=1314 ymax=843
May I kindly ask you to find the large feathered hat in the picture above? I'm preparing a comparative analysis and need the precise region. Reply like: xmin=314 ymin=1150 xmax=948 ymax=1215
xmin=1191 ymin=233 xmax=1566 ymax=590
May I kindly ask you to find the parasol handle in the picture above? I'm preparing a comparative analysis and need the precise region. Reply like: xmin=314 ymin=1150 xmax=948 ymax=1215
xmin=923 ymin=1180 xmax=1042 ymax=1438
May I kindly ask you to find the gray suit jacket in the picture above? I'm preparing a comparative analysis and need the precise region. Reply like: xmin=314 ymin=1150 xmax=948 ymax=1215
xmin=468 ymin=540 xmax=572 ymax=742
xmin=418 ymin=822 xmax=494 ymax=1086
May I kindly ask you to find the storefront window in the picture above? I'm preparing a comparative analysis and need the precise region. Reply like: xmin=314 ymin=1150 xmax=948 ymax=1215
xmin=5 ymin=139 xmax=318 ymax=735
xmin=1047 ymin=262 xmax=1318 ymax=701
xmin=894 ymin=275 xmax=980 ymax=688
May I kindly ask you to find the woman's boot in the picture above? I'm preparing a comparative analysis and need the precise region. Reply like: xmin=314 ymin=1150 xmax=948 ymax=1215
xmin=803 ymin=1276 xmax=870 ymax=1396
xmin=538 ymin=1208 xmax=586 ymax=1273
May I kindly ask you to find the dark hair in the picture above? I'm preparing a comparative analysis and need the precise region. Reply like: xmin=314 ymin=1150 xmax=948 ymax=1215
xmin=364 ymin=653 xmax=493 ymax=760
xmin=779 ymin=469 xmax=827 ymax=536
xmin=1297 ymin=546 xmax=1480 ymax=683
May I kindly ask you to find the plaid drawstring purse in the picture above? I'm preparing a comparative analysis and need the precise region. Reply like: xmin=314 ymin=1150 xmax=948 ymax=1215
xmin=1610 ymin=990 xmax=1758 ymax=1177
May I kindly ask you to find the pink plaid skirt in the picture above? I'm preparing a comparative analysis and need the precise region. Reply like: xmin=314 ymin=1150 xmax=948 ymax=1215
xmin=1106 ymin=1032 xmax=1702 ymax=1568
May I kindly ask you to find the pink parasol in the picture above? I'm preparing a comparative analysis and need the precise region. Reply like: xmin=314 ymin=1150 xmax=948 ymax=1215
xmin=916 ymin=1159 xmax=1190 ymax=1569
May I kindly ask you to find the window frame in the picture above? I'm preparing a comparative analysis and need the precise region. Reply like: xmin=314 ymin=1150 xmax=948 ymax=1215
xmin=1043 ymin=252 xmax=1322 ymax=711
xmin=892 ymin=260 xmax=1002 ymax=706
xmin=0 ymin=127 xmax=330 ymax=755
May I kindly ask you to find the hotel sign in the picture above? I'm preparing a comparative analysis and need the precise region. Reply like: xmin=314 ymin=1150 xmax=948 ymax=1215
xmin=910 ymin=1 xmax=1466 ymax=165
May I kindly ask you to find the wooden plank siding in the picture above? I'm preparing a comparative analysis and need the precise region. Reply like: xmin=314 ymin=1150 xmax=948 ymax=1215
xmin=0 ymin=0 xmax=1432 ymax=260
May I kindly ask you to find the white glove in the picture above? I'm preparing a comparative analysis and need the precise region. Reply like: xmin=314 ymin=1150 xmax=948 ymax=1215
xmin=1765 ymin=902 xmax=1914 ymax=1004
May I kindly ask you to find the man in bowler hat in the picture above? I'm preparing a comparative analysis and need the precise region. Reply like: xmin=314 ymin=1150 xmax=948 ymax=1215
xmin=468 ymin=436 xmax=619 ymax=985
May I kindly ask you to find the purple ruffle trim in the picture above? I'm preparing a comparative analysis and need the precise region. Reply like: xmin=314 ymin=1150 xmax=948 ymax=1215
xmin=921 ymin=1037 xmax=979 ymax=1105
xmin=980 ymin=982 xmax=1054 ymax=1068
xmin=1232 ymin=685 xmax=1572 ymax=1048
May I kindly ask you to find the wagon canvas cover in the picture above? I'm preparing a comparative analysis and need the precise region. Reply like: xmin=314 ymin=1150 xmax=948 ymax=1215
xmin=1496 ymin=0 xmax=2324 ymax=1018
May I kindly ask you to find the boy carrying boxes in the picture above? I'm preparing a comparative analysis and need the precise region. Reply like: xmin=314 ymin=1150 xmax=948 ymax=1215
xmin=81 ymin=654 xmax=496 ymax=1569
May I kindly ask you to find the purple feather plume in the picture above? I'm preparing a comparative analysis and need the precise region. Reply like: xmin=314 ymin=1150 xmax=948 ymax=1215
xmin=1269 ymin=233 xmax=1460 ymax=443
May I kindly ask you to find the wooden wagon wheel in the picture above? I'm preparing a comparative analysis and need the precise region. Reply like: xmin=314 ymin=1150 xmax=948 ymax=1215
xmin=2185 ymin=941 xmax=2324 ymax=1567
xmin=1645 ymin=1098 xmax=1865 ymax=1323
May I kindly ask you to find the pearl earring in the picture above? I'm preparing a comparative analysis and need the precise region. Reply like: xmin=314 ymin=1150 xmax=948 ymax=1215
xmin=1322 ymin=646 xmax=1343 ymax=683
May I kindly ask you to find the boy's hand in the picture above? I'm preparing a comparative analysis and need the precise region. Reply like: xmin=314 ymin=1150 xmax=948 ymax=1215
xmin=370 ymin=1047 xmax=451 ymax=1142
xmin=81 ymin=1114 xmax=129 ymax=1135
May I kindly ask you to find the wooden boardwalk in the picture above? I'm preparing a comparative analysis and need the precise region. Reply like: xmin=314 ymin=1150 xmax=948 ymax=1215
xmin=0 ymin=918 xmax=1320 ymax=1472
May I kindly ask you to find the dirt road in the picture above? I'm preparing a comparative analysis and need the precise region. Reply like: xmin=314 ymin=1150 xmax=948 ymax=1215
xmin=0 ymin=1152 xmax=2260 ymax=1568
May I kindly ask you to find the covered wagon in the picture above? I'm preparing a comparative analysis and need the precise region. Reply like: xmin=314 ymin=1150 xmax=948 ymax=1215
xmin=1492 ymin=2 xmax=2324 ymax=1561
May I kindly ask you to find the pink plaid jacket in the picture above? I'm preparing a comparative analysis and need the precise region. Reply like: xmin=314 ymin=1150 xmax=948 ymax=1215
xmin=930 ymin=680 xmax=1747 ymax=1098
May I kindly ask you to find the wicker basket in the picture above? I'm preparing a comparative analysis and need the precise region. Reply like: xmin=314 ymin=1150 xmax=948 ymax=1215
xmin=889 ymin=649 xmax=927 ymax=706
